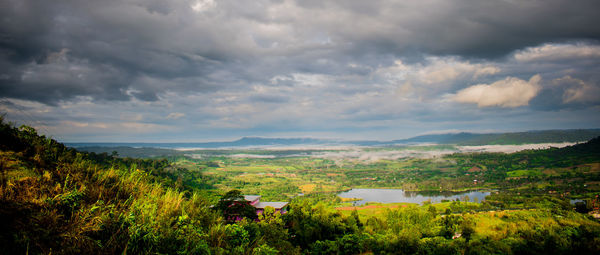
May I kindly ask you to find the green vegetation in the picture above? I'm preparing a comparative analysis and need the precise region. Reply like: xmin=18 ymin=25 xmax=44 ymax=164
xmin=215 ymin=190 xmax=258 ymax=223
xmin=165 ymin=138 xmax=600 ymax=201
xmin=2 ymin=117 xmax=600 ymax=254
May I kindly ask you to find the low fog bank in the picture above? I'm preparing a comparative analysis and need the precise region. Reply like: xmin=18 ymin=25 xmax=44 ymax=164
xmin=311 ymin=142 xmax=579 ymax=162
xmin=174 ymin=144 xmax=355 ymax=151
xmin=182 ymin=142 xmax=579 ymax=161
xmin=457 ymin=142 xmax=578 ymax=153
xmin=311 ymin=149 xmax=457 ymax=162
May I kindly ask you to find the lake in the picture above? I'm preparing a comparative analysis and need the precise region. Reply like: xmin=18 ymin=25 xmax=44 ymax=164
xmin=338 ymin=188 xmax=491 ymax=206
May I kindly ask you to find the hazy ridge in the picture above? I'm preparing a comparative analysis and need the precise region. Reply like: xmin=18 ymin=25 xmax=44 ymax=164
xmin=69 ymin=129 xmax=600 ymax=158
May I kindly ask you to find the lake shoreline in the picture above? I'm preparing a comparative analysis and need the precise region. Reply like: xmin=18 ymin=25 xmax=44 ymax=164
xmin=338 ymin=188 xmax=492 ymax=206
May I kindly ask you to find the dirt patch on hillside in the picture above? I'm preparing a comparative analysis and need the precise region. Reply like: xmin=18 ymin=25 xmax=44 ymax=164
xmin=587 ymin=163 xmax=600 ymax=172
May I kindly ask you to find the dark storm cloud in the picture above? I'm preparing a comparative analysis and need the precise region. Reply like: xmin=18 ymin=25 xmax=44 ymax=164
xmin=1 ymin=0 xmax=599 ymax=106
xmin=408 ymin=0 xmax=600 ymax=57
xmin=0 ymin=0 xmax=233 ymax=104
xmin=0 ymin=0 xmax=598 ymax=143
xmin=290 ymin=0 xmax=600 ymax=58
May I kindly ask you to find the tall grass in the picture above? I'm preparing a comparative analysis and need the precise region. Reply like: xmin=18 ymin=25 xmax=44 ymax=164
xmin=0 ymin=118 xmax=220 ymax=254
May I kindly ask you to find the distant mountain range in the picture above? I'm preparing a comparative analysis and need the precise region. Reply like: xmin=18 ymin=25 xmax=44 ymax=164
xmin=66 ymin=137 xmax=330 ymax=149
xmin=384 ymin=129 xmax=600 ymax=146
xmin=67 ymin=129 xmax=600 ymax=150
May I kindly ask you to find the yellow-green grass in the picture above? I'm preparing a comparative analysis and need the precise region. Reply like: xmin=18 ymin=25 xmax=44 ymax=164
xmin=216 ymin=165 xmax=300 ymax=172
xmin=1 ymin=151 xmax=37 ymax=181
xmin=339 ymin=197 xmax=363 ymax=202
xmin=427 ymin=201 xmax=481 ymax=211
xmin=299 ymin=184 xmax=316 ymax=193
xmin=466 ymin=209 xmax=600 ymax=241
xmin=506 ymin=169 xmax=542 ymax=177
xmin=335 ymin=202 xmax=414 ymax=219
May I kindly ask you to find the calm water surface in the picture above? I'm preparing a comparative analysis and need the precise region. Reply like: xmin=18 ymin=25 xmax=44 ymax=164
xmin=338 ymin=188 xmax=491 ymax=206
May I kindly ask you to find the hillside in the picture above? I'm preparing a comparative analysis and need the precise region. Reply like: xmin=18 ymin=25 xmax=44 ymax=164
xmin=2 ymin=119 xmax=600 ymax=254
xmin=0 ymin=119 xmax=220 ymax=254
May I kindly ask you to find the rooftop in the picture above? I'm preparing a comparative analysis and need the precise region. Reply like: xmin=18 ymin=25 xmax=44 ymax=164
xmin=243 ymin=195 xmax=261 ymax=202
xmin=254 ymin=202 xmax=289 ymax=209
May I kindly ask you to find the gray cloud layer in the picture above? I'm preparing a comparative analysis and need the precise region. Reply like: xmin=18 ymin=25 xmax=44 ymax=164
xmin=1 ymin=0 xmax=599 ymax=141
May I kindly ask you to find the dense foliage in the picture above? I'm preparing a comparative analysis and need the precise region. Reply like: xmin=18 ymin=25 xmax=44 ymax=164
xmin=215 ymin=190 xmax=259 ymax=223
xmin=1 ymin=117 xmax=600 ymax=254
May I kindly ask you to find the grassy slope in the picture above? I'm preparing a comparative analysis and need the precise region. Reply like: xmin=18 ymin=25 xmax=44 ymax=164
xmin=0 ymin=119 xmax=219 ymax=254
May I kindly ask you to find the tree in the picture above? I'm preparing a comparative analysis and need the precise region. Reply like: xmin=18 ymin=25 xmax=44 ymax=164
xmin=215 ymin=190 xmax=257 ymax=222
xmin=258 ymin=207 xmax=295 ymax=252
xmin=460 ymin=218 xmax=475 ymax=241
xmin=427 ymin=205 xmax=437 ymax=216
xmin=253 ymin=244 xmax=278 ymax=255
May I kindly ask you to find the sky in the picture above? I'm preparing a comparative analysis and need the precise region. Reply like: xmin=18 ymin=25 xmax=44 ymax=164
xmin=1 ymin=0 xmax=600 ymax=142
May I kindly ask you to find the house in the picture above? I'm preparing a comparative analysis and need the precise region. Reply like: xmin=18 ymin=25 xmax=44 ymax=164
xmin=243 ymin=195 xmax=289 ymax=215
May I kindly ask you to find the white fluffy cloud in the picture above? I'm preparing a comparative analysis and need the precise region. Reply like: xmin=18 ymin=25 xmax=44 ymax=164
xmin=514 ymin=43 xmax=600 ymax=62
xmin=556 ymin=76 xmax=600 ymax=104
xmin=384 ymin=57 xmax=500 ymax=84
xmin=377 ymin=57 xmax=500 ymax=99
xmin=453 ymin=75 xmax=542 ymax=108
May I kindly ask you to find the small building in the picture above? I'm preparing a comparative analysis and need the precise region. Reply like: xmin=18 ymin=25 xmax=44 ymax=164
xmin=243 ymin=195 xmax=289 ymax=215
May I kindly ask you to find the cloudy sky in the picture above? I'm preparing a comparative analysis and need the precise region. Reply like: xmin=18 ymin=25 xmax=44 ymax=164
xmin=1 ymin=0 xmax=600 ymax=142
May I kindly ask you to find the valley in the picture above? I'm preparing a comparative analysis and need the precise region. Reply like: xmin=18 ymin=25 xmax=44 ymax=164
xmin=2 ymin=120 xmax=600 ymax=254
